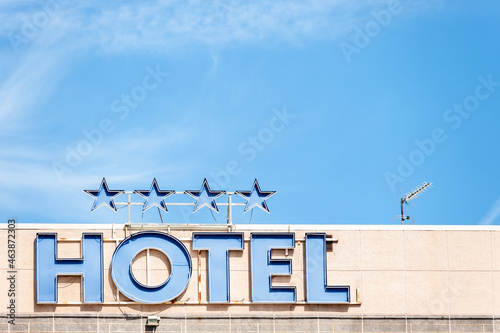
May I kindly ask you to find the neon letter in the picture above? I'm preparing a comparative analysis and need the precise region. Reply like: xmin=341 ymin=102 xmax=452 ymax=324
xmin=250 ymin=233 xmax=296 ymax=303
xmin=305 ymin=233 xmax=349 ymax=303
xmin=110 ymin=231 xmax=192 ymax=304
xmin=36 ymin=233 xmax=104 ymax=303
xmin=192 ymin=232 xmax=244 ymax=303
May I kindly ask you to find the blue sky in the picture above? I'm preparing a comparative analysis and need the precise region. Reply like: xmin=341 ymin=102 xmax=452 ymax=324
xmin=1 ymin=0 xmax=499 ymax=225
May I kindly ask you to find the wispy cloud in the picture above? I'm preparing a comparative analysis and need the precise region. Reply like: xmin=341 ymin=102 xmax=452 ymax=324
xmin=0 ymin=128 xmax=192 ymax=220
xmin=0 ymin=0 xmax=413 ymax=53
xmin=0 ymin=0 xmax=419 ymax=120
xmin=479 ymin=196 xmax=500 ymax=225
xmin=0 ymin=0 xmax=438 ymax=222
xmin=0 ymin=47 xmax=69 ymax=129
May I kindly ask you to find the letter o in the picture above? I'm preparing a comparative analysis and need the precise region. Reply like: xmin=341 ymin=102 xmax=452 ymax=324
xmin=365 ymin=21 xmax=381 ymax=38
xmin=258 ymin=128 xmax=274 ymax=144
xmin=76 ymin=140 xmax=93 ymax=156
xmin=33 ymin=12 xmax=49 ymax=28
xmin=110 ymin=231 xmax=192 ymax=303
xmin=409 ymin=150 xmax=425 ymax=166
xmin=464 ymin=96 xmax=479 ymax=112
xmin=131 ymin=86 xmax=147 ymax=102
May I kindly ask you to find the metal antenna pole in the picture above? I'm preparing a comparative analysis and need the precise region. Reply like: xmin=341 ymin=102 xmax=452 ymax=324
xmin=401 ymin=198 xmax=404 ymax=225
xmin=399 ymin=182 xmax=432 ymax=225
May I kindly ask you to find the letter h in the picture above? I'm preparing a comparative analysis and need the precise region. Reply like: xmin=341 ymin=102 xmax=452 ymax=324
xmin=36 ymin=233 xmax=104 ymax=303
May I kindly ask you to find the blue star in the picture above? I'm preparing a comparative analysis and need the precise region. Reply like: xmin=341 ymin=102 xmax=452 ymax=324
xmin=84 ymin=178 xmax=124 ymax=212
xmin=185 ymin=179 xmax=226 ymax=213
xmin=134 ymin=178 xmax=174 ymax=212
xmin=236 ymin=179 xmax=276 ymax=213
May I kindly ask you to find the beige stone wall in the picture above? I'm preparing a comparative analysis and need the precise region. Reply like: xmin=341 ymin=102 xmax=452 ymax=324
xmin=2 ymin=224 xmax=499 ymax=318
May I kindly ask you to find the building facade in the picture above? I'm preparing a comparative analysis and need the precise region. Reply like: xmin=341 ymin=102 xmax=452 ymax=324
xmin=2 ymin=223 xmax=500 ymax=332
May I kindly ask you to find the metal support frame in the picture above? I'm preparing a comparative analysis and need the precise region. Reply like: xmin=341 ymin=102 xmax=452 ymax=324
xmin=114 ymin=191 xmax=246 ymax=225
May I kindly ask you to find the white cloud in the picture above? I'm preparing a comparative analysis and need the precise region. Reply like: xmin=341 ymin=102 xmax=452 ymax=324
xmin=0 ymin=124 xmax=195 ymax=220
xmin=0 ymin=0 xmax=436 ymax=221
xmin=0 ymin=0 xmax=403 ymax=53
xmin=0 ymin=47 xmax=68 ymax=128
xmin=0 ymin=0 xmax=399 ymax=122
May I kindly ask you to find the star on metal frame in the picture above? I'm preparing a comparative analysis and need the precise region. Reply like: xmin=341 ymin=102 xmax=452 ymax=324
xmin=185 ymin=178 xmax=226 ymax=213
xmin=134 ymin=178 xmax=174 ymax=212
xmin=84 ymin=178 xmax=124 ymax=212
xmin=236 ymin=179 xmax=276 ymax=213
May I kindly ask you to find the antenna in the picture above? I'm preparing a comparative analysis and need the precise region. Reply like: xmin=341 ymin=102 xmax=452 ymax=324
xmin=400 ymin=182 xmax=432 ymax=225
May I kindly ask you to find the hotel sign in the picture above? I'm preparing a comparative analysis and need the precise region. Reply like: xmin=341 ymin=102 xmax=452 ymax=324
xmin=36 ymin=231 xmax=350 ymax=304
xmin=36 ymin=178 xmax=350 ymax=305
